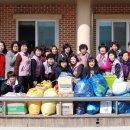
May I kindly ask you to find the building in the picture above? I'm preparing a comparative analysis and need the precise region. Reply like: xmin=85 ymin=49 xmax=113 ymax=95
xmin=0 ymin=0 xmax=130 ymax=55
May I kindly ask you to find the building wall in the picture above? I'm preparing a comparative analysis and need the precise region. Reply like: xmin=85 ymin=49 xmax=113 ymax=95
xmin=93 ymin=4 xmax=130 ymax=55
xmin=0 ymin=4 xmax=76 ymax=52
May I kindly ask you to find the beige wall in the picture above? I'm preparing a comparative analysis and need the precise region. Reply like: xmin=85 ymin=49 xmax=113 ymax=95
xmin=77 ymin=0 xmax=91 ymax=53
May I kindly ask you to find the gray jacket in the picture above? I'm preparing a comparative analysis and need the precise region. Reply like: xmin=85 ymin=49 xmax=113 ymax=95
xmin=5 ymin=51 xmax=16 ymax=78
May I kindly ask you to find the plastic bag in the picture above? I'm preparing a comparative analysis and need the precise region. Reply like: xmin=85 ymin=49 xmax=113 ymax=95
xmin=125 ymin=102 xmax=130 ymax=113
xmin=44 ymin=88 xmax=58 ymax=97
xmin=89 ymin=74 xmax=108 ymax=97
xmin=27 ymin=101 xmax=41 ymax=115
xmin=75 ymin=102 xmax=86 ymax=115
xmin=41 ymin=102 xmax=56 ymax=116
xmin=41 ymin=88 xmax=58 ymax=116
xmin=122 ymin=92 xmax=130 ymax=97
xmin=36 ymin=80 xmax=52 ymax=92
xmin=27 ymin=88 xmax=44 ymax=97
xmin=112 ymin=101 xmax=126 ymax=114
xmin=86 ymin=102 xmax=100 ymax=115
xmin=27 ymin=88 xmax=44 ymax=115
xmin=105 ymin=89 xmax=113 ymax=97
xmin=74 ymin=78 xmax=94 ymax=97
xmin=112 ymin=79 xmax=128 ymax=95
xmin=122 ymin=93 xmax=130 ymax=113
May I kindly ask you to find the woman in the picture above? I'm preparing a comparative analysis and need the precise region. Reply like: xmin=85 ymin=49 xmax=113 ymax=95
xmin=31 ymin=47 xmax=43 ymax=86
xmin=14 ymin=41 xmax=31 ymax=93
xmin=59 ymin=43 xmax=73 ymax=62
xmin=50 ymin=45 xmax=58 ymax=63
xmin=108 ymin=50 xmax=124 ymax=80
xmin=69 ymin=54 xmax=84 ymax=79
xmin=5 ymin=41 xmax=19 ymax=78
xmin=110 ymin=41 xmax=122 ymax=59
xmin=30 ymin=44 xmax=46 ymax=59
xmin=42 ymin=53 xmax=57 ymax=82
xmin=96 ymin=44 xmax=111 ymax=75
xmin=77 ymin=44 xmax=90 ymax=67
xmin=1 ymin=71 xmax=24 ymax=95
xmin=83 ymin=56 xmax=102 ymax=78
xmin=96 ymin=44 xmax=108 ymax=66
xmin=55 ymin=57 xmax=72 ymax=79
xmin=0 ymin=41 xmax=7 ymax=87
xmin=120 ymin=51 xmax=130 ymax=81
xmin=45 ymin=48 xmax=51 ymax=58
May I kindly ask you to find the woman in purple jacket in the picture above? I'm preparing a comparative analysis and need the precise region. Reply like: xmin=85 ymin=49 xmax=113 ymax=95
xmin=120 ymin=51 xmax=130 ymax=81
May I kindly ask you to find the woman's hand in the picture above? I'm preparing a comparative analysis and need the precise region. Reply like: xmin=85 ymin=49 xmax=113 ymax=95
xmin=6 ymin=80 xmax=11 ymax=86
xmin=72 ymin=77 xmax=77 ymax=83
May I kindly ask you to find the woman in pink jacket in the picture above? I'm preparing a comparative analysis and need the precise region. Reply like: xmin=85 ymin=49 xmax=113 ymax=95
xmin=96 ymin=44 xmax=112 ymax=75
xmin=107 ymin=50 xmax=124 ymax=80
xmin=14 ymin=41 xmax=31 ymax=93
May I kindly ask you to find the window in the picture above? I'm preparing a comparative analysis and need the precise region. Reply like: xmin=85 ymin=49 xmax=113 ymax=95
xmin=17 ymin=20 xmax=58 ymax=52
xmin=97 ymin=20 xmax=129 ymax=53
xmin=37 ymin=21 xmax=55 ymax=48
xmin=99 ymin=22 xmax=112 ymax=48
xmin=113 ymin=22 xmax=126 ymax=50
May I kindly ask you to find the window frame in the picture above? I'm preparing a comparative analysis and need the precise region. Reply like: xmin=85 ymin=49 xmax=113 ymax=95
xmin=16 ymin=19 xmax=59 ymax=48
xmin=96 ymin=19 xmax=130 ymax=55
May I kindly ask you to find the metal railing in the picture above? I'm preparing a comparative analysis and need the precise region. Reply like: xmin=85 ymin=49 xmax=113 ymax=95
xmin=1 ymin=96 xmax=130 ymax=117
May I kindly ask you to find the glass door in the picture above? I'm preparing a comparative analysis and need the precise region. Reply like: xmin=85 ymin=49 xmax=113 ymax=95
xmin=18 ymin=21 xmax=35 ymax=53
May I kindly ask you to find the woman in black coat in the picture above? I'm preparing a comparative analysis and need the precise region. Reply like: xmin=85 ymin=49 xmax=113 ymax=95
xmin=58 ymin=43 xmax=73 ymax=63
xmin=83 ymin=56 xmax=102 ymax=78
xmin=55 ymin=57 xmax=72 ymax=80
xmin=1 ymin=71 xmax=24 ymax=95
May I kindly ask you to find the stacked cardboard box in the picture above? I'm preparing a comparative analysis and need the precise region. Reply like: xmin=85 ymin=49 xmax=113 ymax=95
xmin=56 ymin=102 xmax=73 ymax=115
xmin=58 ymin=76 xmax=73 ymax=92
xmin=57 ymin=76 xmax=74 ymax=115
xmin=58 ymin=91 xmax=74 ymax=97
xmin=2 ymin=102 xmax=27 ymax=115
xmin=2 ymin=92 xmax=27 ymax=115
xmin=100 ymin=101 xmax=112 ymax=114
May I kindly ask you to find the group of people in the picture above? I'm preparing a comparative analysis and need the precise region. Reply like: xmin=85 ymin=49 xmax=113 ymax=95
xmin=0 ymin=40 xmax=130 ymax=95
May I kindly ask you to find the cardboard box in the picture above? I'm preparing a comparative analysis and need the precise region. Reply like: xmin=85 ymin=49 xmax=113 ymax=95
xmin=56 ymin=102 xmax=73 ymax=115
xmin=100 ymin=101 xmax=112 ymax=114
xmin=2 ymin=102 xmax=27 ymax=115
xmin=58 ymin=76 xmax=73 ymax=92
xmin=58 ymin=91 xmax=74 ymax=97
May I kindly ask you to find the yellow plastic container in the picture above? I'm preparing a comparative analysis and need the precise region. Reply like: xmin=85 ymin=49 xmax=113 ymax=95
xmin=103 ymin=75 xmax=117 ymax=88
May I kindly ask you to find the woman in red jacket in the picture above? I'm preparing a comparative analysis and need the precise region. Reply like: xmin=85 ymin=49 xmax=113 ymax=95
xmin=0 ymin=41 xmax=7 ymax=87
